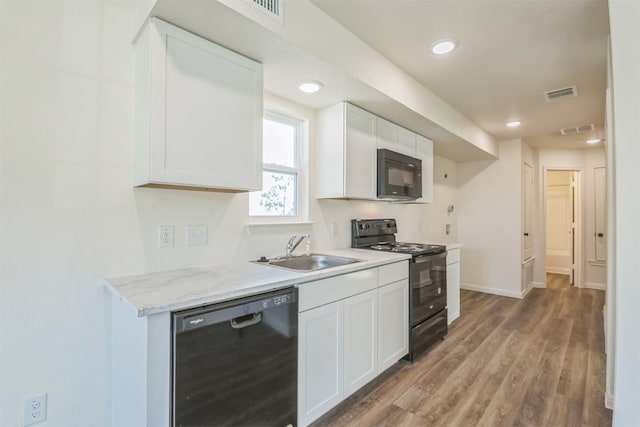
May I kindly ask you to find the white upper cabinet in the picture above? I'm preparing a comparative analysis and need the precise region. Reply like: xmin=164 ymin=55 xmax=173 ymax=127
xmin=376 ymin=118 xmax=416 ymax=156
xmin=134 ymin=18 xmax=263 ymax=191
xmin=317 ymin=102 xmax=433 ymax=203
xmin=317 ymin=103 xmax=377 ymax=199
xmin=415 ymin=134 xmax=434 ymax=204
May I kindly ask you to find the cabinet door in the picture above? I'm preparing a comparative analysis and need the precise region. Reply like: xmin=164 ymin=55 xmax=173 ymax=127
xmin=344 ymin=104 xmax=377 ymax=199
xmin=397 ymin=127 xmax=416 ymax=156
xmin=143 ymin=19 xmax=262 ymax=191
xmin=298 ymin=301 xmax=343 ymax=426
xmin=415 ymin=135 xmax=434 ymax=203
xmin=378 ymin=279 xmax=409 ymax=372
xmin=376 ymin=117 xmax=398 ymax=151
xmin=446 ymin=256 xmax=461 ymax=324
xmin=343 ymin=290 xmax=377 ymax=398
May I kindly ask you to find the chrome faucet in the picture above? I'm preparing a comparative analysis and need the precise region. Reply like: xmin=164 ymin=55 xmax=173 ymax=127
xmin=286 ymin=234 xmax=310 ymax=257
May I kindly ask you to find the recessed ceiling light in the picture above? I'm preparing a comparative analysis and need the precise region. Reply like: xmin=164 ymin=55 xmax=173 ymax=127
xmin=506 ymin=120 xmax=521 ymax=128
xmin=431 ymin=39 xmax=457 ymax=55
xmin=298 ymin=81 xmax=323 ymax=93
xmin=586 ymin=138 xmax=600 ymax=144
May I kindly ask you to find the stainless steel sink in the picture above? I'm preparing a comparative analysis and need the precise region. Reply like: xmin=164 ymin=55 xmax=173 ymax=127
xmin=256 ymin=254 xmax=364 ymax=272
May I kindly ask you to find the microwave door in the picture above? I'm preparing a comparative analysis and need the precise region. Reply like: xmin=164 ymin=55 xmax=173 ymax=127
xmin=378 ymin=153 xmax=422 ymax=199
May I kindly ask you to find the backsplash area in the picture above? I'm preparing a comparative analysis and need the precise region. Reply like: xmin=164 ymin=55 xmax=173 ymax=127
xmin=128 ymin=151 xmax=458 ymax=273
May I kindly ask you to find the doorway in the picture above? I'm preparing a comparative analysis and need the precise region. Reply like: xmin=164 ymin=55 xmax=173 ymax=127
xmin=545 ymin=169 xmax=581 ymax=286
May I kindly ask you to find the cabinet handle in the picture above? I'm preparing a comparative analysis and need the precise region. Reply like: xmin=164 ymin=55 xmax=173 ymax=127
xmin=597 ymin=233 xmax=604 ymax=237
xmin=524 ymin=233 xmax=529 ymax=236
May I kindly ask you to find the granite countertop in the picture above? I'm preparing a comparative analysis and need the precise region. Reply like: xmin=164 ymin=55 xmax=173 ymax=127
xmin=104 ymin=249 xmax=411 ymax=317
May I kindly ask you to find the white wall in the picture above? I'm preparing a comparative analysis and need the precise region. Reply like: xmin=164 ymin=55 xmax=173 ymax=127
xmin=609 ymin=1 xmax=640 ymax=424
xmin=531 ymin=148 xmax=606 ymax=289
xmin=0 ymin=2 xmax=458 ymax=425
xmin=457 ymin=139 xmax=523 ymax=298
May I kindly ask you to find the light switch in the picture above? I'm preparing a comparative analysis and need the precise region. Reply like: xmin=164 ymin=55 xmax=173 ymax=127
xmin=187 ymin=225 xmax=208 ymax=246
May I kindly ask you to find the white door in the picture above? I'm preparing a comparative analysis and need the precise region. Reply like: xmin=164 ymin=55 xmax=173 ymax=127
xmin=343 ymin=290 xmax=377 ymax=398
xmin=569 ymin=172 xmax=578 ymax=284
xmin=594 ymin=167 xmax=607 ymax=262
xmin=298 ymin=301 xmax=343 ymax=426
xmin=377 ymin=279 xmax=409 ymax=372
xmin=522 ymin=162 xmax=534 ymax=261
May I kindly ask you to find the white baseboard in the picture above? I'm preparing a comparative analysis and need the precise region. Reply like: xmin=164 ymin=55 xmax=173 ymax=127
xmin=447 ymin=311 xmax=460 ymax=325
xmin=522 ymin=281 xmax=534 ymax=298
xmin=546 ymin=267 xmax=571 ymax=275
xmin=583 ymin=282 xmax=606 ymax=290
xmin=461 ymin=282 xmax=523 ymax=299
xmin=605 ymin=392 xmax=614 ymax=409
xmin=533 ymin=281 xmax=546 ymax=288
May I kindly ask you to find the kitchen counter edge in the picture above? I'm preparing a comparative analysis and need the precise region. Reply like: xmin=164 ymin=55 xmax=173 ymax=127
xmin=103 ymin=249 xmax=411 ymax=317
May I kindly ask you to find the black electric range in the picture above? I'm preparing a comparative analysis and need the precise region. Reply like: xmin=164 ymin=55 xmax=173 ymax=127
xmin=351 ymin=219 xmax=448 ymax=362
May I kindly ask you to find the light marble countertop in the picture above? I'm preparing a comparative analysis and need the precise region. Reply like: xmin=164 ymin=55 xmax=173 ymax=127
xmin=445 ymin=242 xmax=463 ymax=250
xmin=104 ymin=249 xmax=411 ymax=317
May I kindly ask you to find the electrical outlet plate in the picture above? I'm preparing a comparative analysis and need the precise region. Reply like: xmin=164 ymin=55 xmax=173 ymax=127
xmin=158 ymin=225 xmax=174 ymax=248
xmin=186 ymin=225 xmax=208 ymax=246
xmin=24 ymin=393 xmax=47 ymax=426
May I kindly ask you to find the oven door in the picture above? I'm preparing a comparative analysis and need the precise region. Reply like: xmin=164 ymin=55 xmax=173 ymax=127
xmin=410 ymin=252 xmax=447 ymax=325
xmin=377 ymin=149 xmax=422 ymax=200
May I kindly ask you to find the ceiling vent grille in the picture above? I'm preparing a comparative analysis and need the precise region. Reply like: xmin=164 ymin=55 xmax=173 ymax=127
xmin=544 ymin=86 xmax=578 ymax=101
xmin=244 ymin=0 xmax=283 ymax=22
xmin=560 ymin=123 xmax=594 ymax=136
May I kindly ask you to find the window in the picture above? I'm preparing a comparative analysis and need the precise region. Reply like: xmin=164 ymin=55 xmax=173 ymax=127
xmin=250 ymin=112 xmax=305 ymax=219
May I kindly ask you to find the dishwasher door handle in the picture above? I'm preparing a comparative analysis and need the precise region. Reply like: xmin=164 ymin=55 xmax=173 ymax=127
xmin=230 ymin=312 xmax=262 ymax=329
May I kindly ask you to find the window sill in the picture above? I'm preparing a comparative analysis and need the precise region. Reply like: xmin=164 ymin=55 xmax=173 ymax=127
xmin=247 ymin=221 xmax=315 ymax=227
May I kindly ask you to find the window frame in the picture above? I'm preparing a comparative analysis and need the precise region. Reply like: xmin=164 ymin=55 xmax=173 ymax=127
xmin=249 ymin=110 xmax=307 ymax=223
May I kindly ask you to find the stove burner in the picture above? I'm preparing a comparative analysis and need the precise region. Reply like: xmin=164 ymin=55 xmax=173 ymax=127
xmin=368 ymin=242 xmax=445 ymax=255
xmin=351 ymin=219 xmax=446 ymax=256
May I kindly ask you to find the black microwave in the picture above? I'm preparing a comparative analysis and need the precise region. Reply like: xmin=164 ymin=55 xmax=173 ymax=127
xmin=377 ymin=149 xmax=422 ymax=200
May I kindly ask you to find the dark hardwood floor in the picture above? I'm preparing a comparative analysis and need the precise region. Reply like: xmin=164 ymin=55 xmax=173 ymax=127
xmin=313 ymin=273 xmax=611 ymax=427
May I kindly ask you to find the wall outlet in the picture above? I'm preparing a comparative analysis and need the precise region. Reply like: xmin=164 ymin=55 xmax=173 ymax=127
xmin=24 ymin=393 xmax=47 ymax=425
xmin=186 ymin=225 xmax=208 ymax=246
xmin=158 ymin=225 xmax=174 ymax=248
xmin=445 ymin=224 xmax=452 ymax=236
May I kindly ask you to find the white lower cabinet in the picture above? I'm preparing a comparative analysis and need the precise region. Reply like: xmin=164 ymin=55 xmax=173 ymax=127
xmin=378 ymin=279 xmax=409 ymax=372
xmin=344 ymin=289 xmax=378 ymax=398
xmin=298 ymin=261 xmax=409 ymax=426
xmin=447 ymin=248 xmax=461 ymax=324
xmin=298 ymin=301 xmax=343 ymax=425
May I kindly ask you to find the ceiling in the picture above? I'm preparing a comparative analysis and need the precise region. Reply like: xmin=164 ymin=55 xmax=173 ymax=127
xmin=149 ymin=0 xmax=610 ymax=158
xmin=309 ymin=0 xmax=610 ymax=149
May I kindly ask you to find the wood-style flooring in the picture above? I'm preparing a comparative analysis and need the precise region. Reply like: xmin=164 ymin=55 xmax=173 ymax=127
xmin=313 ymin=273 xmax=612 ymax=427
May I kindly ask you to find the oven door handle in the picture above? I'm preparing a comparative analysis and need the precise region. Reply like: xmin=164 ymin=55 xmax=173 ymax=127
xmin=413 ymin=252 xmax=447 ymax=264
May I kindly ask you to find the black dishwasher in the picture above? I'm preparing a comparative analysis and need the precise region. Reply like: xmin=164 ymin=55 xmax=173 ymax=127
xmin=171 ymin=288 xmax=298 ymax=427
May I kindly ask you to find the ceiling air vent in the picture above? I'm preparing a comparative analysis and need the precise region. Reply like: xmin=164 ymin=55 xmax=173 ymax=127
xmin=244 ymin=0 xmax=283 ymax=22
xmin=560 ymin=124 xmax=594 ymax=136
xmin=544 ymin=86 xmax=578 ymax=102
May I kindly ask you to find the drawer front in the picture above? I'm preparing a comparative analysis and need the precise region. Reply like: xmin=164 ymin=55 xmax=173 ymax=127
xmin=299 ymin=268 xmax=377 ymax=312
xmin=410 ymin=309 xmax=447 ymax=361
xmin=447 ymin=248 xmax=460 ymax=265
xmin=378 ymin=261 xmax=409 ymax=286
